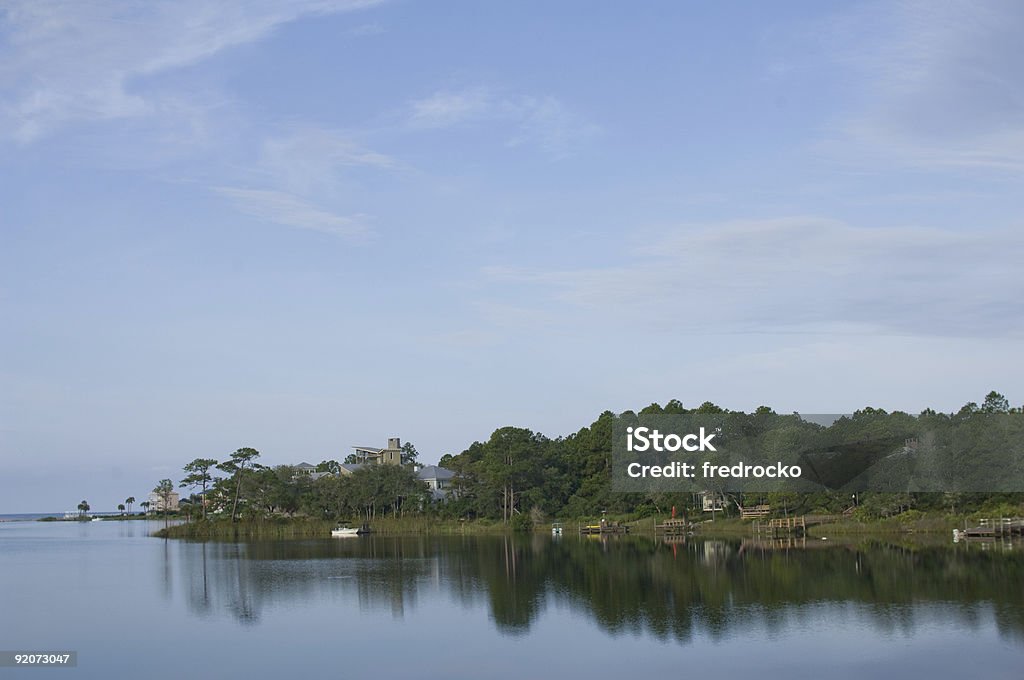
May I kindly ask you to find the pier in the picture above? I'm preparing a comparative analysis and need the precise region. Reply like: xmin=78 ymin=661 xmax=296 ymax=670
xmin=580 ymin=519 xmax=630 ymax=534
xmin=957 ymin=518 xmax=1024 ymax=539
xmin=752 ymin=515 xmax=840 ymax=536
xmin=654 ymin=518 xmax=689 ymax=535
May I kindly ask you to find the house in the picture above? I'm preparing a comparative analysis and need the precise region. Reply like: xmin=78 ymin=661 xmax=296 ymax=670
xmin=417 ymin=465 xmax=456 ymax=500
xmin=295 ymin=462 xmax=317 ymax=475
xmin=700 ymin=491 xmax=726 ymax=513
xmin=148 ymin=489 xmax=180 ymax=512
xmin=351 ymin=437 xmax=403 ymax=466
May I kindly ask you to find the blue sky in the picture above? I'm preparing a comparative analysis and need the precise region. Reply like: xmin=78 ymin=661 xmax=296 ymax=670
xmin=2 ymin=1 xmax=1022 ymax=512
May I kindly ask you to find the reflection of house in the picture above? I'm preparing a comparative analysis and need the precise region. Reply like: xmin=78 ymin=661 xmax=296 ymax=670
xmin=700 ymin=491 xmax=726 ymax=512
xmin=351 ymin=437 xmax=403 ymax=465
xmin=148 ymin=490 xmax=180 ymax=512
xmin=417 ymin=465 xmax=455 ymax=500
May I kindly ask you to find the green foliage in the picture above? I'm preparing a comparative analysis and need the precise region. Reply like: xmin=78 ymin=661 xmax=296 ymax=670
xmin=510 ymin=513 xmax=533 ymax=532
xmin=216 ymin=447 xmax=261 ymax=521
xmin=180 ymin=458 xmax=218 ymax=519
xmin=400 ymin=442 xmax=419 ymax=465
xmin=155 ymin=391 xmax=1022 ymax=532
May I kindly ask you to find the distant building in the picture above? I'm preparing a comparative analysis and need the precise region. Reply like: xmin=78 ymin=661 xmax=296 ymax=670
xmin=351 ymin=437 xmax=404 ymax=466
xmin=417 ymin=465 xmax=456 ymax=500
xmin=148 ymin=489 xmax=180 ymax=512
xmin=700 ymin=491 xmax=726 ymax=513
xmin=338 ymin=437 xmax=457 ymax=500
xmin=295 ymin=462 xmax=317 ymax=475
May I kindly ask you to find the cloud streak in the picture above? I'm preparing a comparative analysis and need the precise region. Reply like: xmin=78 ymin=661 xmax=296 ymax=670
xmin=406 ymin=87 xmax=600 ymax=158
xmin=0 ymin=0 xmax=384 ymax=142
xmin=215 ymin=187 xmax=372 ymax=239
xmin=815 ymin=0 xmax=1024 ymax=173
xmin=483 ymin=216 xmax=1024 ymax=338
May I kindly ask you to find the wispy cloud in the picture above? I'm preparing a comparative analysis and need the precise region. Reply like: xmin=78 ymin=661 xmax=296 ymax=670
xmin=406 ymin=87 xmax=600 ymax=158
xmin=408 ymin=88 xmax=493 ymax=129
xmin=483 ymin=216 xmax=1024 ymax=338
xmin=813 ymin=0 xmax=1024 ymax=172
xmin=254 ymin=125 xmax=398 ymax=194
xmin=0 ymin=0 xmax=384 ymax=143
xmin=214 ymin=187 xmax=372 ymax=239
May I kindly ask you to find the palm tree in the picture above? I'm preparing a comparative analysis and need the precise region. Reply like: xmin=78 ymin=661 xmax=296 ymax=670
xmin=125 ymin=496 xmax=135 ymax=515
xmin=77 ymin=500 xmax=90 ymax=519
xmin=140 ymin=500 xmax=151 ymax=514
xmin=117 ymin=503 xmax=126 ymax=516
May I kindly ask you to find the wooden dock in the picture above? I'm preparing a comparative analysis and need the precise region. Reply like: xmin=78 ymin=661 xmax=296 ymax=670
xmin=959 ymin=518 xmax=1024 ymax=538
xmin=738 ymin=504 xmax=771 ymax=519
xmin=580 ymin=520 xmax=630 ymax=535
xmin=654 ymin=518 xmax=689 ymax=535
xmin=752 ymin=515 xmax=839 ymax=536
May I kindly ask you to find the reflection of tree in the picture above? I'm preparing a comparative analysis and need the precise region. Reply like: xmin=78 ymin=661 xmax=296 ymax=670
xmin=170 ymin=535 xmax=1024 ymax=644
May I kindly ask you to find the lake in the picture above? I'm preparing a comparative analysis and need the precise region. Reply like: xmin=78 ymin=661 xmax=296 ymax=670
xmin=1 ymin=520 xmax=1022 ymax=679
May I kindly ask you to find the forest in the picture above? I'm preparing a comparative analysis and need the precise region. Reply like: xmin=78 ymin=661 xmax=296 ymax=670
xmin=162 ymin=391 xmax=1023 ymax=528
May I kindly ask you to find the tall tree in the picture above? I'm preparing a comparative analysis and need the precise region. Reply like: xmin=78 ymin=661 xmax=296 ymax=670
xmin=401 ymin=442 xmax=419 ymax=465
xmin=180 ymin=458 xmax=218 ymax=519
xmin=217 ymin=448 xmax=261 ymax=521
xmin=154 ymin=479 xmax=175 ymax=529
xmin=316 ymin=460 xmax=341 ymax=474
xmin=982 ymin=391 xmax=1010 ymax=414
xmin=125 ymin=496 xmax=135 ymax=515
xmin=118 ymin=503 xmax=126 ymax=515
xmin=77 ymin=500 xmax=90 ymax=518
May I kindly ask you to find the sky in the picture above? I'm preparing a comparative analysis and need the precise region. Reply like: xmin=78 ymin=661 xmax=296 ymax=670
xmin=2 ymin=0 xmax=1023 ymax=512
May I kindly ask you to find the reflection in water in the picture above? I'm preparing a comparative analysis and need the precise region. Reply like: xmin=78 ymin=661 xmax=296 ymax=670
xmin=169 ymin=534 xmax=1024 ymax=645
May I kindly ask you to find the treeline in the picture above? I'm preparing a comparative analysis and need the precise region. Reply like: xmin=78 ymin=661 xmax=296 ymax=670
xmin=169 ymin=448 xmax=431 ymax=523
xmin=162 ymin=391 xmax=1023 ymax=527
xmin=436 ymin=391 xmax=1024 ymax=525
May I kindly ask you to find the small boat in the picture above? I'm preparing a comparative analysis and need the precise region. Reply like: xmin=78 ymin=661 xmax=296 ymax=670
xmin=331 ymin=524 xmax=371 ymax=537
xmin=332 ymin=527 xmax=359 ymax=537
xmin=551 ymin=522 xmax=563 ymax=536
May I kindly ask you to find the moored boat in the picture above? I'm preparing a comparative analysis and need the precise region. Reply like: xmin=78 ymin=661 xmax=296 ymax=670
xmin=331 ymin=523 xmax=371 ymax=537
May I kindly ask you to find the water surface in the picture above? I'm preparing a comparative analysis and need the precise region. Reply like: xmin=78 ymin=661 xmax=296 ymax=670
xmin=1 ymin=520 xmax=1022 ymax=679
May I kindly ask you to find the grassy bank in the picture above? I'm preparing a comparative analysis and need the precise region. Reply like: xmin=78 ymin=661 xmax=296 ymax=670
xmin=154 ymin=516 xmax=523 ymax=540
xmin=688 ymin=515 xmax=962 ymax=536
xmin=39 ymin=515 xmax=149 ymax=522
xmin=152 ymin=512 xmax=987 ymax=540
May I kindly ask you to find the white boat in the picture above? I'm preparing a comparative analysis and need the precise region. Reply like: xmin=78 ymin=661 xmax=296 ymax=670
xmin=331 ymin=524 xmax=370 ymax=537
xmin=551 ymin=522 xmax=563 ymax=536
xmin=332 ymin=527 xmax=359 ymax=537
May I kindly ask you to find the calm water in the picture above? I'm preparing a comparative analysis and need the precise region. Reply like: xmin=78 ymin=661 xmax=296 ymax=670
xmin=1 ymin=521 xmax=1022 ymax=679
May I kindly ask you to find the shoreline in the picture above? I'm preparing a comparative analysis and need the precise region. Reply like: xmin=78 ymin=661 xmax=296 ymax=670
xmin=151 ymin=513 xmax=986 ymax=541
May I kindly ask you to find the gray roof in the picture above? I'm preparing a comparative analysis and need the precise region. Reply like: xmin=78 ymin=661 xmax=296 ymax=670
xmin=417 ymin=465 xmax=455 ymax=481
xmin=352 ymin=446 xmax=382 ymax=453
xmin=340 ymin=463 xmax=366 ymax=474
xmin=295 ymin=462 xmax=316 ymax=469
